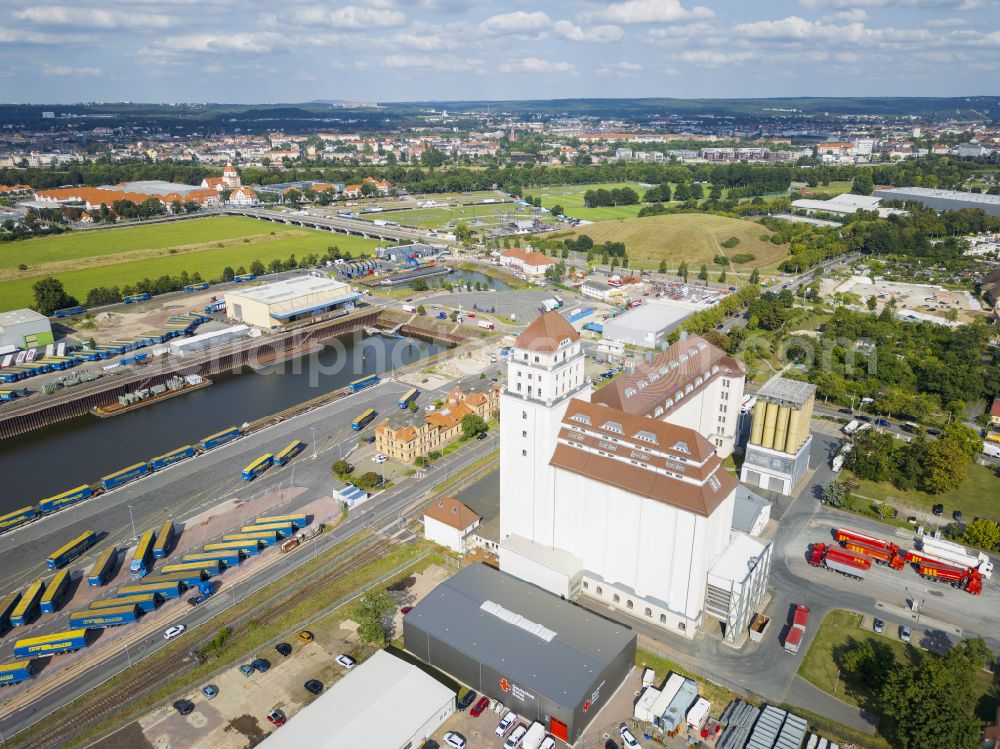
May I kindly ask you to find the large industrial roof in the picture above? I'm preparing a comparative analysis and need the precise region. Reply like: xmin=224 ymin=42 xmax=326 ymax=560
xmin=257 ymin=650 xmax=453 ymax=749
xmin=0 ymin=309 xmax=48 ymax=328
xmin=225 ymin=275 xmax=359 ymax=319
xmin=602 ymin=301 xmax=695 ymax=336
xmin=877 ymin=185 xmax=1000 ymax=208
xmin=756 ymin=377 xmax=815 ymax=407
xmin=405 ymin=564 xmax=635 ymax=707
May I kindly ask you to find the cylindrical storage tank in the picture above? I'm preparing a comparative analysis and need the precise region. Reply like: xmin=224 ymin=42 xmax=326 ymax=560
xmin=750 ymin=401 xmax=766 ymax=445
xmin=785 ymin=407 xmax=803 ymax=453
xmin=773 ymin=406 xmax=790 ymax=454
xmin=761 ymin=402 xmax=779 ymax=449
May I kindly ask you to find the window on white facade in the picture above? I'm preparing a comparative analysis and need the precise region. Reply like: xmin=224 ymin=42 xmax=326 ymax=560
xmin=626 ymin=599 xmax=633 ymax=609
xmin=596 ymin=586 xmax=603 ymax=595
xmin=644 ymin=608 xmax=652 ymax=617
xmin=522 ymin=430 xmax=527 ymax=438
xmin=659 ymin=614 xmax=666 ymax=623
xmin=678 ymin=622 xmax=687 ymax=631
xmin=582 ymin=581 xmax=589 ymax=590
xmin=522 ymin=411 xmax=527 ymax=419
xmin=613 ymin=593 xmax=620 ymax=603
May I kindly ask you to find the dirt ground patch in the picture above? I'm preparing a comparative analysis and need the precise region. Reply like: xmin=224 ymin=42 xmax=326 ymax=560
xmin=224 ymin=714 xmax=268 ymax=746
xmin=90 ymin=721 xmax=156 ymax=749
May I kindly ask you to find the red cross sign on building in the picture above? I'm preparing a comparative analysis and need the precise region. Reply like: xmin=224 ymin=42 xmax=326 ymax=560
xmin=500 ymin=678 xmax=511 ymax=693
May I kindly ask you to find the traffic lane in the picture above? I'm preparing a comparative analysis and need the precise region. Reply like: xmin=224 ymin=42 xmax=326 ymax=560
xmin=1 ymin=436 xmax=499 ymax=738
xmin=0 ymin=381 xmax=413 ymax=592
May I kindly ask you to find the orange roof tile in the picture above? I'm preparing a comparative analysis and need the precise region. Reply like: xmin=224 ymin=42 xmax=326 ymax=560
xmin=514 ymin=311 xmax=579 ymax=354
xmin=424 ymin=497 xmax=480 ymax=531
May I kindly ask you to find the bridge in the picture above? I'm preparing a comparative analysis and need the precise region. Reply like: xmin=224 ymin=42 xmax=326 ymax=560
xmin=221 ymin=207 xmax=437 ymax=244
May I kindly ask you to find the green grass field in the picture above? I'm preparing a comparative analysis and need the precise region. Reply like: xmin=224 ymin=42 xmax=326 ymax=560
xmin=553 ymin=212 xmax=785 ymax=270
xmin=354 ymin=203 xmax=550 ymax=232
xmin=844 ymin=463 xmax=1000 ymax=524
xmin=534 ymin=182 xmax=649 ymax=221
xmin=799 ymin=610 xmax=999 ymax=722
xmin=0 ymin=216 xmax=379 ymax=310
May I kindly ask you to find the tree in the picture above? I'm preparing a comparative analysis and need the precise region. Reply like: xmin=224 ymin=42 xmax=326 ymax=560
xmin=658 ymin=259 xmax=667 ymax=274
xmin=962 ymin=517 xmax=1000 ymax=550
xmin=32 ymin=277 xmax=78 ymax=315
xmin=845 ymin=428 xmax=897 ymax=482
xmin=698 ymin=264 xmax=709 ymax=281
xmin=551 ymin=204 xmax=564 ymax=216
xmin=462 ymin=414 xmax=488 ymax=440
xmin=822 ymin=481 xmax=849 ymax=507
xmin=354 ymin=471 xmax=382 ymax=491
xmin=749 ymin=268 xmax=760 ymax=285
xmin=867 ymin=295 xmax=878 ymax=311
xmin=939 ymin=423 xmax=981 ymax=462
xmin=919 ymin=437 xmax=968 ymax=494
xmin=454 ymin=222 xmax=472 ymax=243
xmin=250 ymin=259 xmax=266 ymax=276
xmin=719 ymin=269 xmax=727 ymax=283
xmin=416 ymin=305 xmax=426 ymax=315
xmin=331 ymin=460 xmax=352 ymax=477
xmin=355 ymin=589 xmax=396 ymax=646
xmin=221 ymin=266 xmax=236 ymax=282
xmin=851 ymin=170 xmax=875 ymax=196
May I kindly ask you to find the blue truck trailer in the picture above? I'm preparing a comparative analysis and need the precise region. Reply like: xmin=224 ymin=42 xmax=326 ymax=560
xmin=123 ymin=293 xmax=151 ymax=303
xmin=274 ymin=440 xmax=305 ymax=467
xmin=204 ymin=540 xmax=260 ymax=556
xmin=398 ymin=387 xmax=419 ymax=409
xmin=87 ymin=547 xmax=117 ymax=586
xmin=223 ymin=531 xmax=278 ymax=547
xmin=255 ymin=513 xmax=309 ymax=529
xmin=200 ymin=427 xmax=241 ymax=450
xmin=39 ymin=570 xmax=70 ymax=614
xmin=142 ymin=572 xmax=200 ymax=589
xmin=69 ymin=604 xmax=141 ymax=629
xmin=161 ymin=560 xmax=220 ymax=578
xmin=117 ymin=580 xmax=181 ymax=600
xmin=130 ymin=530 xmax=156 ymax=579
xmin=46 ymin=531 xmax=97 ymax=569
xmin=0 ymin=660 xmax=34 ymax=686
xmin=242 ymin=454 xmax=273 ymax=481
xmin=0 ymin=591 xmax=22 ymax=634
xmin=183 ymin=550 xmax=241 ymax=569
xmin=38 ymin=485 xmax=93 ymax=514
xmin=10 ymin=581 xmax=44 ymax=626
xmin=14 ymin=629 xmax=89 ymax=658
xmin=0 ymin=506 xmax=38 ymax=534
xmin=184 ymin=283 xmax=210 ymax=292
xmin=349 ymin=374 xmax=380 ymax=392
xmin=100 ymin=462 xmax=150 ymax=491
xmin=152 ymin=521 xmax=176 ymax=560
xmin=150 ymin=445 xmax=195 ymax=471
xmin=90 ymin=593 xmax=158 ymax=613
xmin=54 ymin=305 xmax=86 ymax=318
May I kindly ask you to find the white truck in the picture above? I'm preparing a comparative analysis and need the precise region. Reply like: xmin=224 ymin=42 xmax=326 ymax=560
xmin=520 ymin=722 xmax=547 ymax=749
xmin=982 ymin=441 xmax=1000 ymax=459
xmin=842 ymin=419 xmax=861 ymax=435
xmin=478 ymin=320 xmax=495 ymax=331
xmin=402 ymin=304 xmax=418 ymax=313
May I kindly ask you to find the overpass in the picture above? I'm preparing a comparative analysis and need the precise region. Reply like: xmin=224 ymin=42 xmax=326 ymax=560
xmin=221 ymin=206 xmax=438 ymax=244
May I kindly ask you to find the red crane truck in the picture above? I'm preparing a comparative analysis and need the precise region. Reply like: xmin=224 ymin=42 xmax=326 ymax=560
xmin=808 ymin=543 xmax=872 ymax=580
xmin=783 ymin=605 xmax=810 ymax=654
xmin=911 ymin=558 xmax=983 ymax=595
xmin=834 ymin=528 xmax=906 ymax=570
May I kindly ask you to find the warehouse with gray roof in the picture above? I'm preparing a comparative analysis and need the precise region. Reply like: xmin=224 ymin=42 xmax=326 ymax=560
xmin=403 ymin=564 xmax=636 ymax=744
xmin=874 ymin=186 xmax=1000 ymax=217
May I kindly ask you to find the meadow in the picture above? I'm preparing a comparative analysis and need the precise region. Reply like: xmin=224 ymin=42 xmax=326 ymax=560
xmin=533 ymin=182 xmax=649 ymax=221
xmin=552 ymin=212 xmax=786 ymax=270
xmin=0 ymin=216 xmax=379 ymax=310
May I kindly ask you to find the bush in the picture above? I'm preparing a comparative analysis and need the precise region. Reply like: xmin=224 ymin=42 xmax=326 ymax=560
xmin=712 ymin=255 xmax=730 ymax=266
xmin=354 ymin=471 xmax=382 ymax=491
xmin=331 ymin=459 xmax=352 ymax=477
xmin=428 ymin=451 xmax=442 ymax=461
xmin=720 ymin=236 xmax=740 ymax=249
xmin=731 ymin=253 xmax=757 ymax=264
xmin=414 ymin=456 xmax=428 ymax=467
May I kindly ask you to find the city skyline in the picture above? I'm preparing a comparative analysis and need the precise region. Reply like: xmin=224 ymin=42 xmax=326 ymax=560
xmin=1 ymin=0 xmax=999 ymax=103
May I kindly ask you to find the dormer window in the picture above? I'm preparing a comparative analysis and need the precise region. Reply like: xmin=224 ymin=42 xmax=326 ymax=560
xmin=671 ymin=440 xmax=690 ymax=454
xmin=570 ymin=413 xmax=591 ymax=425
xmin=602 ymin=421 xmax=623 ymax=434
xmin=635 ymin=430 xmax=657 ymax=444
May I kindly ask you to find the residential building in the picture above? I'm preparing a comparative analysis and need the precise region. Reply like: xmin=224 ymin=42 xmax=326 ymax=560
xmin=422 ymin=497 xmax=481 ymax=553
xmin=579 ymin=278 xmax=620 ymax=303
xmin=227 ymin=186 xmax=258 ymax=206
xmin=989 ymin=398 xmax=1000 ymax=428
xmin=375 ymin=385 xmax=499 ymax=462
xmin=498 ymin=313 xmax=769 ymax=644
xmin=500 ymin=247 xmax=556 ymax=277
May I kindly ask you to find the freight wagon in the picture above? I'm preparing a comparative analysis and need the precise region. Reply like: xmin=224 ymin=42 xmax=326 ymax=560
xmin=150 ymin=446 xmax=195 ymax=471
xmin=233 ymin=273 xmax=256 ymax=283
xmin=100 ymin=463 xmax=150 ymax=491
xmin=0 ymin=591 xmax=21 ymax=634
xmin=255 ymin=514 xmax=308 ymax=529
xmin=0 ymin=660 xmax=33 ymax=686
xmin=88 ymin=546 xmax=117 ymax=586
xmin=223 ymin=531 xmax=278 ymax=546
xmin=182 ymin=551 xmax=241 ymax=569
xmin=240 ymin=522 xmax=294 ymax=537
xmin=161 ymin=560 xmax=220 ymax=578
xmin=130 ymin=530 xmax=157 ymax=579
xmin=184 ymin=283 xmax=210 ymax=292
xmin=242 ymin=454 xmax=273 ymax=481
xmin=91 ymin=593 xmax=159 ymax=613
xmin=54 ymin=305 xmax=86 ymax=318
xmin=10 ymin=581 xmax=44 ymax=626
xmin=200 ymin=427 xmax=241 ymax=450
xmin=274 ymin=441 xmax=305 ymax=467
xmin=349 ymin=374 xmax=379 ymax=393
xmin=123 ymin=293 xmax=151 ymax=303
xmin=13 ymin=630 xmax=89 ymax=658
xmin=203 ymin=541 xmax=260 ymax=555
xmin=0 ymin=506 xmax=38 ymax=533
xmin=142 ymin=572 xmax=200 ymax=589
xmin=116 ymin=581 xmax=182 ymax=600
xmin=38 ymin=485 xmax=93 ymax=514
xmin=39 ymin=570 xmax=71 ymax=614
xmin=47 ymin=531 xmax=97 ymax=569
xmin=152 ymin=521 xmax=176 ymax=560
xmin=69 ymin=604 xmax=141 ymax=629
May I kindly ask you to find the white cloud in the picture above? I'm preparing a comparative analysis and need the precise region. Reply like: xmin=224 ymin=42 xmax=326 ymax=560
xmin=800 ymin=0 xmax=986 ymax=8
xmin=647 ymin=22 xmax=716 ymax=39
xmin=680 ymin=49 xmax=756 ymax=65
xmin=597 ymin=60 xmax=643 ymax=75
xmin=145 ymin=32 xmax=294 ymax=57
xmin=583 ymin=0 xmax=713 ymax=25
xmin=388 ymin=29 xmax=463 ymax=50
xmin=553 ymin=20 xmax=624 ymax=42
xmin=0 ymin=27 xmax=94 ymax=44
xmin=480 ymin=11 xmax=551 ymax=33
xmin=926 ymin=16 xmax=971 ymax=25
xmin=40 ymin=64 xmax=103 ymax=76
xmin=823 ymin=8 xmax=868 ymax=20
xmin=14 ymin=6 xmax=180 ymax=29
xmin=498 ymin=57 xmax=577 ymax=73
xmin=382 ymin=53 xmax=484 ymax=71
xmin=280 ymin=5 xmax=405 ymax=29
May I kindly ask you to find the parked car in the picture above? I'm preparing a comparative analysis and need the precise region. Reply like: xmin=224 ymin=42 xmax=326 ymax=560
xmin=297 ymin=630 xmax=314 ymax=643
xmin=505 ymin=724 xmax=527 ymax=749
xmin=457 ymin=690 xmax=477 ymax=711
xmin=899 ymin=625 xmax=912 ymax=643
xmin=275 ymin=642 xmax=292 ymax=657
xmin=476 ymin=432 xmax=488 ymax=440
xmin=927 ymin=428 xmax=942 ymax=436
xmin=857 ymin=415 xmax=872 ymax=422
xmin=620 ymin=723 xmax=640 ymax=748
xmin=873 ymin=618 xmax=885 ymax=634
xmin=201 ymin=684 xmax=218 ymax=699
xmin=163 ymin=624 xmax=186 ymax=640
xmin=496 ymin=712 xmax=518 ymax=737
xmin=251 ymin=658 xmax=270 ymax=673
xmin=470 ymin=696 xmax=490 ymax=717
xmin=266 ymin=709 xmax=286 ymax=727
xmin=540 ymin=738 xmax=556 ymax=749
xmin=838 ymin=408 xmax=853 ymax=415
xmin=953 ymin=510 xmax=964 ymax=522
xmin=933 ymin=504 xmax=944 ymax=516
xmin=172 ymin=699 xmax=195 ymax=716
xmin=239 ymin=664 xmax=254 ymax=677
xmin=400 ymin=606 xmax=413 ymax=615
xmin=335 ymin=654 xmax=356 ymax=669
xmin=443 ymin=732 xmax=466 ymax=749
xmin=875 ymin=418 xmax=891 ymax=428
xmin=304 ymin=679 xmax=324 ymax=695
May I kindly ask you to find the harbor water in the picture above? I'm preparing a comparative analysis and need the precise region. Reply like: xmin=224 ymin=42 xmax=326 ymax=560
xmin=0 ymin=332 xmax=446 ymax=512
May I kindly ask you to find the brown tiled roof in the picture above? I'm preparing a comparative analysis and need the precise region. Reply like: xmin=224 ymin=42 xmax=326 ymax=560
xmin=502 ymin=247 xmax=555 ymax=267
xmin=991 ymin=399 xmax=1000 ymax=418
xmin=592 ymin=334 xmax=743 ymax=416
xmin=515 ymin=311 xmax=579 ymax=354
xmin=426 ymin=402 xmax=472 ymax=430
xmin=424 ymin=497 xmax=480 ymax=530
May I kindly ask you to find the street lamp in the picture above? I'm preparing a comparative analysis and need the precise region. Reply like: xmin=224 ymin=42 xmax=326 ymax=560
xmin=127 ymin=505 xmax=137 ymax=540
xmin=312 ymin=426 xmax=317 ymax=459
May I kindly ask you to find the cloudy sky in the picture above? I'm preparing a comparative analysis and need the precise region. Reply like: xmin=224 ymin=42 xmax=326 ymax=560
xmin=2 ymin=0 xmax=998 ymax=103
